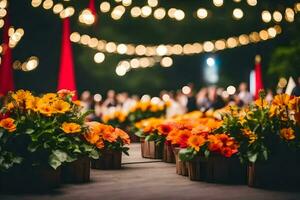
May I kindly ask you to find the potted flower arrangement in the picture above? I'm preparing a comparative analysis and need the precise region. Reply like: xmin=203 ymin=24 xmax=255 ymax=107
xmin=101 ymin=109 xmax=128 ymax=129
xmin=220 ymin=92 xmax=300 ymax=188
xmin=127 ymin=99 xmax=168 ymax=142
xmin=85 ymin=122 xmax=130 ymax=170
xmin=134 ymin=118 xmax=165 ymax=159
xmin=177 ymin=116 xmax=245 ymax=183
xmin=0 ymin=90 xmax=100 ymax=192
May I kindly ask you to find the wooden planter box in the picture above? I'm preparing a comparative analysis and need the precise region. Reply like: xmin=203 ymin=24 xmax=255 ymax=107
xmin=163 ymin=142 xmax=176 ymax=163
xmin=140 ymin=138 xmax=163 ymax=159
xmin=188 ymin=155 xmax=246 ymax=183
xmin=91 ymin=150 xmax=122 ymax=170
xmin=173 ymin=147 xmax=188 ymax=176
xmin=188 ymin=156 xmax=213 ymax=181
xmin=248 ymin=157 xmax=300 ymax=188
xmin=0 ymin=165 xmax=61 ymax=193
xmin=62 ymin=156 xmax=90 ymax=183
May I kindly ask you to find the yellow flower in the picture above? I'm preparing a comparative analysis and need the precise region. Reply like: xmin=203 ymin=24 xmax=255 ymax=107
xmin=38 ymin=103 xmax=54 ymax=117
xmin=6 ymin=102 xmax=15 ymax=111
xmin=150 ymin=105 xmax=159 ymax=112
xmin=242 ymin=129 xmax=257 ymax=144
xmin=280 ymin=128 xmax=295 ymax=140
xmin=41 ymin=93 xmax=58 ymax=103
xmin=273 ymin=94 xmax=293 ymax=107
xmin=52 ymin=100 xmax=71 ymax=114
xmin=0 ymin=118 xmax=17 ymax=132
xmin=61 ymin=122 xmax=81 ymax=134
xmin=254 ymin=99 xmax=268 ymax=108
xmin=12 ymin=90 xmax=33 ymax=104
xmin=26 ymin=97 xmax=40 ymax=111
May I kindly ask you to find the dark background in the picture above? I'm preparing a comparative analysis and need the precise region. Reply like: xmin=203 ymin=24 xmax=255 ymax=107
xmin=6 ymin=0 xmax=300 ymax=95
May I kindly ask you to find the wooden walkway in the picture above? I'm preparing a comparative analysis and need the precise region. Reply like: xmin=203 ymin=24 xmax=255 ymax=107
xmin=1 ymin=143 xmax=300 ymax=200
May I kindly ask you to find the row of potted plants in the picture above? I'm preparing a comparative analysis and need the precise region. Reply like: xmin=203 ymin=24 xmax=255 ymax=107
xmin=0 ymin=90 xmax=130 ymax=193
xmin=133 ymin=92 xmax=300 ymax=188
xmin=101 ymin=98 xmax=169 ymax=142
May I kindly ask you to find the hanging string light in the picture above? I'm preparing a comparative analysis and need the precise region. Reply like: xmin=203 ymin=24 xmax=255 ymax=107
xmin=71 ymin=25 xmax=282 ymax=58
xmin=13 ymin=56 xmax=39 ymax=71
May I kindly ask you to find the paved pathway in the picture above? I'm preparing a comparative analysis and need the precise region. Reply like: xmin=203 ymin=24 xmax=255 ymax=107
xmin=1 ymin=143 xmax=300 ymax=200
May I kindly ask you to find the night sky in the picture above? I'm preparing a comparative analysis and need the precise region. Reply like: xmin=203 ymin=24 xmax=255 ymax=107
xmin=6 ymin=0 xmax=300 ymax=95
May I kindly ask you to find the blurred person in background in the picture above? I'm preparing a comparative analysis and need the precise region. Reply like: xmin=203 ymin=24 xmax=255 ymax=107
xmin=196 ymin=88 xmax=209 ymax=112
xmin=102 ymin=90 xmax=117 ymax=108
xmin=186 ymin=83 xmax=197 ymax=112
xmin=207 ymin=86 xmax=225 ymax=110
xmin=238 ymin=82 xmax=252 ymax=106
xmin=266 ymin=89 xmax=274 ymax=103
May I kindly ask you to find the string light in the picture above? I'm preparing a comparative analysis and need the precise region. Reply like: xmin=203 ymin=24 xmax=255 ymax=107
xmin=72 ymin=25 xmax=282 ymax=57
xmin=213 ymin=0 xmax=224 ymax=7
xmin=197 ymin=8 xmax=208 ymax=19
xmin=94 ymin=52 xmax=105 ymax=63
xmin=13 ymin=56 xmax=39 ymax=72
xmin=233 ymin=8 xmax=244 ymax=19
xmin=79 ymin=9 xmax=95 ymax=25
xmin=100 ymin=1 xmax=111 ymax=13
xmin=8 ymin=27 xmax=25 ymax=48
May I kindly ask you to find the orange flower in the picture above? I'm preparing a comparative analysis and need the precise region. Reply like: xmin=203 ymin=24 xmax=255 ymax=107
xmin=115 ymin=128 xmax=130 ymax=144
xmin=157 ymin=124 xmax=172 ymax=136
xmin=84 ymin=131 xmax=100 ymax=144
xmin=102 ymin=125 xmax=118 ymax=142
xmin=57 ymin=89 xmax=75 ymax=99
xmin=221 ymin=147 xmax=237 ymax=158
xmin=0 ymin=118 xmax=16 ymax=132
xmin=52 ymin=100 xmax=71 ymax=114
xmin=187 ymin=135 xmax=206 ymax=152
xmin=61 ymin=122 xmax=81 ymax=134
xmin=207 ymin=135 xmax=223 ymax=152
xmin=96 ymin=139 xmax=105 ymax=149
xmin=280 ymin=128 xmax=295 ymax=140
xmin=72 ymin=100 xmax=82 ymax=107
xmin=177 ymin=130 xmax=192 ymax=148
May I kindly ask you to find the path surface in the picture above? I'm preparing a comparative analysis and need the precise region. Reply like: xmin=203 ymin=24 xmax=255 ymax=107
xmin=1 ymin=143 xmax=300 ymax=200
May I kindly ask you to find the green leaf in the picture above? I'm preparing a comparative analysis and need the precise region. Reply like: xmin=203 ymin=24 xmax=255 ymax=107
xmin=49 ymin=154 xmax=62 ymax=169
xmin=25 ymin=129 xmax=34 ymax=134
xmin=0 ymin=130 xmax=3 ymax=138
xmin=179 ymin=148 xmax=195 ymax=161
xmin=263 ymin=150 xmax=268 ymax=161
xmin=27 ymin=143 xmax=40 ymax=152
xmin=66 ymin=155 xmax=77 ymax=163
xmin=52 ymin=150 xmax=68 ymax=162
xmin=135 ymin=130 xmax=144 ymax=138
xmin=248 ymin=152 xmax=258 ymax=163
xmin=89 ymin=149 xmax=100 ymax=159
xmin=204 ymin=150 xmax=210 ymax=158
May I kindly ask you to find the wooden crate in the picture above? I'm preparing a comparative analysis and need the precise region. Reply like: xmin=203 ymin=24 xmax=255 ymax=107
xmin=162 ymin=142 xmax=176 ymax=163
xmin=188 ymin=155 xmax=246 ymax=183
xmin=62 ymin=156 xmax=90 ymax=183
xmin=91 ymin=150 xmax=122 ymax=170
xmin=0 ymin=165 xmax=61 ymax=193
xmin=140 ymin=138 xmax=163 ymax=159
xmin=248 ymin=157 xmax=300 ymax=188
xmin=173 ymin=147 xmax=188 ymax=176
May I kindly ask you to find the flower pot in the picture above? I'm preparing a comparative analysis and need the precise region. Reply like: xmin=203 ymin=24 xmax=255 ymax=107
xmin=187 ymin=156 xmax=213 ymax=181
xmin=163 ymin=142 xmax=175 ymax=163
xmin=173 ymin=147 xmax=188 ymax=176
xmin=140 ymin=138 xmax=163 ymax=159
xmin=62 ymin=156 xmax=90 ymax=183
xmin=91 ymin=150 xmax=122 ymax=170
xmin=248 ymin=156 xmax=300 ymax=188
xmin=0 ymin=165 xmax=61 ymax=193
xmin=211 ymin=155 xmax=246 ymax=184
